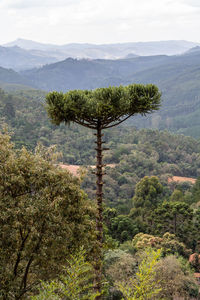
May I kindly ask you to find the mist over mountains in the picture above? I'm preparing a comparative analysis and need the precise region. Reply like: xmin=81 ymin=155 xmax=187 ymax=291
xmin=1 ymin=39 xmax=200 ymax=70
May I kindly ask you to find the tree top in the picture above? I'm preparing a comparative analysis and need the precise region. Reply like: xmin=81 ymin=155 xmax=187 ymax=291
xmin=46 ymin=84 xmax=161 ymax=129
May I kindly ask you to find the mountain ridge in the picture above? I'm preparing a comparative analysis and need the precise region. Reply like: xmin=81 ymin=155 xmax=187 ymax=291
xmin=0 ymin=48 xmax=200 ymax=138
xmin=0 ymin=45 xmax=58 ymax=71
xmin=3 ymin=39 xmax=200 ymax=60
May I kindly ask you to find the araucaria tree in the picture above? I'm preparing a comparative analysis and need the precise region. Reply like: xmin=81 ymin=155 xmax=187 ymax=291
xmin=46 ymin=84 xmax=161 ymax=297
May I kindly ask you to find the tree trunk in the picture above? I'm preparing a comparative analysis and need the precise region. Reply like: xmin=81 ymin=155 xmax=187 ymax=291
xmin=94 ymin=121 xmax=104 ymax=299
xmin=174 ymin=213 xmax=177 ymax=234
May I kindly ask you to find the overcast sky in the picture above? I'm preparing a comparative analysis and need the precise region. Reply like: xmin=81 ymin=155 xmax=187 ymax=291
xmin=0 ymin=0 xmax=200 ymax=45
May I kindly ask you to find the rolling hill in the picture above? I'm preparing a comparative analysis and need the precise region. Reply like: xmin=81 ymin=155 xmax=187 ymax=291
xmin=21 ymin=55 xmax=171 ymax=91
xmin=0 ymin=66 xmax=31 ymax=86
xmin=21 ymin=51 xmax=200 ymax=137
xmin=0 ymin=45 xmax=58 ymax=71
xmin=0 ymin=47 xmax=200 ymax=138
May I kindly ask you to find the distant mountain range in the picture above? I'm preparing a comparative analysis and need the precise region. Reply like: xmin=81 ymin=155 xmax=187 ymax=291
xmin=0 ymin=45 xmax=58 ymax=71
xmin=0 ymin=40 xmax=200 ymax=138
xmin=21 ymin=55 xmax=171 ymax=90
xmin=1 ymin=38 xmax=200 ymax=70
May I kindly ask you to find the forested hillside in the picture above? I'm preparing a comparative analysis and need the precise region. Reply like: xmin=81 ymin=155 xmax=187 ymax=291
xmin=1 ymin=0 xmax=200 ymax=294
xmin=1 ymin=89 xmax=200 ymax=298
xmin=1 ymin=87 xmax=200 ymax=208
xmin=0 ymin=58 xmax=200 ymax=299
xmin=1 ymin=88 xmax=200 ymax=167
xmin=21 ymin=51 xmax=200 ymax=138
xmin=0 ymin=67 xmax=31 ymax=87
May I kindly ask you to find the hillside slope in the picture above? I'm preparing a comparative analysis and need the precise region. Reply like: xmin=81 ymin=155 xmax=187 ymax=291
xmin=21 ymin=55 xmax=172 ymax=90
xmin=0 ymin=66 xmax=31 ymax=86
xmin=20 ymin=51 xmax=200 ymax=137
xmin=0 ymin=49 xmax=200 ymax=137
xmin=1 ymin=88 xmax=200 ymax=208
xmin=0 ymin=46 xmax=58 ymax=71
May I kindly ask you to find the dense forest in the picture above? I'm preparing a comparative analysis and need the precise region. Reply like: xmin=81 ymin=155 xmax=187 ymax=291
xmin=2 ymin=128 xmax=200 ymax=299
xmin=1 ymin=85 xmax=200 ymax=299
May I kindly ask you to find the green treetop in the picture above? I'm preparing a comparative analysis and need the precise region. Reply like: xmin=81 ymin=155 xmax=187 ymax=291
xmin=46 ymin=84 xmax=161 ymax=129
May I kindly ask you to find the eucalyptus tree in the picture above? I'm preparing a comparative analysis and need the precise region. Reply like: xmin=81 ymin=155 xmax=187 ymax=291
xmin=46 ymin=84 xmax=161 ymax=297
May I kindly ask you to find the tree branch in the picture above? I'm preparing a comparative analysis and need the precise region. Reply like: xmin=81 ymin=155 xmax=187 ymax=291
xmin=103 ymin=114 xmax=133 ymax=129
xmin=13 ymin=228 xmax=31 ymax=277
xmin=74 ymin=119 xmax=96 ymax=129
xmin=20 ymin=222 xmax=45 ymax=293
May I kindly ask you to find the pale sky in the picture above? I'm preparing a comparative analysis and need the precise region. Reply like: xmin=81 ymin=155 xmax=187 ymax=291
xmin=0 ymin=0 xmax=200 ymax=45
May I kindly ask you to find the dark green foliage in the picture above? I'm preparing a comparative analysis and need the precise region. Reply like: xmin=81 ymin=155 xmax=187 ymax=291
xmin=170 ymin=189 xmax=184 ymax=202
xmin=132 ymin=176 xmax=163 ymax=209
xmin=191 ymin=177 xmax=200 ymax=203
xmin=192 ymin=208 xmax=200 ymax=252
xmin=45 ymin=84 xmax=161 ymax=128
xmin=128 ymin=176 xmax=164 ymax=233
xmin=104 ymin=208 xmax=138 ymax=243
xmin=151 ymin=201 xmax=194 ymax=247
xmin=108 ymin=215 xmax=139 ymax=243
xmin=3 ymin=95 xmax=16 ymax=118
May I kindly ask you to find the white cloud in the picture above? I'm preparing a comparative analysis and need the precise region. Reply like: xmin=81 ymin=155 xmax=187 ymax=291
xmin=0 ymin=0 xmax=78 ymax=9
xmin=0 ymin=0 xmax=199 ymax=44
xmin=179 ymin=0 xmax=200 ymax=7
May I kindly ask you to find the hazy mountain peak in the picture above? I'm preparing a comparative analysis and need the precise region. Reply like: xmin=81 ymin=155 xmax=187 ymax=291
xmin=3 ymin=38 xmax=57 ymax=51
xmin=2 ymin=39 xmax=200 ymax=57
xmin=185 ymin=46 xmax=200 ymax=54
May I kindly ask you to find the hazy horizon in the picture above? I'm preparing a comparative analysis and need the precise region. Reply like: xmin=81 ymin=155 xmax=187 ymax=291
xmin=2 ymin=37 xmax=200 ymax=47
xmin=0 ymin=0 xmax=200 ymax=45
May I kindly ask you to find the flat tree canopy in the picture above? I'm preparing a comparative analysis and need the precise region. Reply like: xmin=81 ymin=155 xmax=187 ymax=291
xmin=46 ymin=84 xmax=161 ymax=128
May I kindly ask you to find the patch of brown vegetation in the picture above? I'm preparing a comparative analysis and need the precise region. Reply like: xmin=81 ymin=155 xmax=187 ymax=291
xmin=168 ymin=176 xmax=196 ymax=184
xmin=189 ymin=253 xmax=200 ymax=264
xmin=59 ymin=164 xmax=116 ymax=176
xmin=59 ymin=164 xmax=80 ymax=176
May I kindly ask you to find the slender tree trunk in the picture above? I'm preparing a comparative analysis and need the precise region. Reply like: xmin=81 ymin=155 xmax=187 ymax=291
xmin=94 ymin=121 xmax=104 ymax=299
xmin=174 ymin=214 xmax=177 ymax=234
